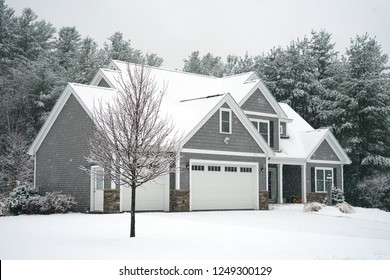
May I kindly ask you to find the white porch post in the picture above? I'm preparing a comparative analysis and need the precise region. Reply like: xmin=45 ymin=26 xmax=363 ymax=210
xmin=341 ymin=164 xmax=344 ymax=192
xmin=175 ymin=152 xmax=180 ymax=190
xmin=277 ymin=164 xmax=283 ymax=203
xmin=302 ymin=163 xmax=307 ymax=203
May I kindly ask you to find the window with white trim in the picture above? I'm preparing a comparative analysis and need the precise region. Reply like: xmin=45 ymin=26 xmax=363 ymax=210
xmin=220 ymin=108 xmax=232 ymax=134
xmin=315 ymin=167 xmax=333 ymax=192
xmin=251 ymin=120 xmax=270 ymax=145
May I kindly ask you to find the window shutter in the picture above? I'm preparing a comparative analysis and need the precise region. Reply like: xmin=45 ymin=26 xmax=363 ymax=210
xmin=311 ymin=167 xmax=315 ymax=192
xmin=270 ymin=121 xmax=274 ymax=148
xmin=333 ymin=168 xmax=337 ymax=189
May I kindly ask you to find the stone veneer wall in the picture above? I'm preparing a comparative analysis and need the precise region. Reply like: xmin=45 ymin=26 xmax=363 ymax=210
xmin=170 ymin=190 xmax=189 ymax=212
xmin=104 ymin=189 xmax=120 ymax=213
xmin=259 ymin=190 xmax=269 ymax=210
xmin=306 ymin=192 xmax=327 ymax=203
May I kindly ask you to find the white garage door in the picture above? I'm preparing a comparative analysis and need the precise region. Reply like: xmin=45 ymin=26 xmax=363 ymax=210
xmin=120 ymin=174 xmax=169 ymax=211
xmin=190 ymin=160 xmax=258 ymax=210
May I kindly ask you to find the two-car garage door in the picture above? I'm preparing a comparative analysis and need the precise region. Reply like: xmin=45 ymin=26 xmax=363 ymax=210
xmin=190 ymin=160 xmax=258 ymax=210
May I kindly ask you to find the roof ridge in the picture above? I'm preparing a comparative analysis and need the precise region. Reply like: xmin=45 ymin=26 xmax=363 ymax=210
xmin=221 ymin=71 xmax=256 ymax=79
xmin=100 ymin=68 xmax=120 ymax=73
xmin=70 ymin=82 xmax=116 ymax=91
xmin=112 ymin=60 xmax=219 ymax=80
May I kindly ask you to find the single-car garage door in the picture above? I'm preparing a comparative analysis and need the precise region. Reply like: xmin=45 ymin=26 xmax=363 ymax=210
xmin=190 ymin=160 xmax=258 ymax=210
xmin=120 ymin=174 xmax=169 ymax=211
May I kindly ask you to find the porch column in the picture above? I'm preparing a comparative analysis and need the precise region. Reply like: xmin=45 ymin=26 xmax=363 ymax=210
xmin=277 ymin=164 xmax=283 ymax=203
xmin=175 ymin=152 xmax=180 ymax=190
xmin=301 ymin=163 xmax=307 ymax=203
xmin=341 ymin=164 xmax=344 ymax=192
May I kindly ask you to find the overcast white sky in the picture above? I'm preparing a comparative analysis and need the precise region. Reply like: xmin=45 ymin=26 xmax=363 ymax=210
xmin=8 ymin=0 xmax=390 ymax=69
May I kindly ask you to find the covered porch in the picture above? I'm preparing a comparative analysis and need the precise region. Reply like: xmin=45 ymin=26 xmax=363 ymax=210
xmin=267 ymin=162 xmax=307 ymax=204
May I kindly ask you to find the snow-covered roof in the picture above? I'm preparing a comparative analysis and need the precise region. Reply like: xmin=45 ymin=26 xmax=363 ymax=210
xmin=29 ymin=60 xmax=350 ymax=164
xmin=275 ymin=103 xmax=351 ymax=164
xmin=95 ymin=61 xmax=263 ymax=139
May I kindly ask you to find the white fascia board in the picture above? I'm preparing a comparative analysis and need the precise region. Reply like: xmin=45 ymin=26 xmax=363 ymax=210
xmin=326 ymin=132 xmax=352 ymax=164
xmin=28 ymin=85 xmax=73 ymax=155
xmin=244 ymin=110 xmax=278 ymax=118
xmin=89 ymin=69 xmax=116 ymax=89
xmin=307 ymin=160 xmax=342 ymax=164
xmin=268 ymin=157 xmax=306 ymax=165
xmin=306 ymin=130 xmax=351 ymax=165
xmin=180 ymin=93 xmax=274 ymax=157
xmin=190 ymin=158 xmax=259 ymax=166
xmin=238 ymin=80 xmax=288 ymax=119
xmin=68 ymin=84 xmax=96 ymax=122
xmin=181 ymin=148 xmax=265 ymax=158
xmin=226 ymin=94 xmax=275 ymax=157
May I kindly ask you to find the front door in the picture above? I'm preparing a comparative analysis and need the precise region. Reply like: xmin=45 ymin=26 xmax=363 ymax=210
xmin=268 ymin=167 xmax=277 ymax=203
xmin=91 ymin=166 xmax=104 ymax=212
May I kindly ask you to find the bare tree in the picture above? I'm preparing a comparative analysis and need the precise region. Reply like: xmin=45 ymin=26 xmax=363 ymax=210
xmin=0 ymin=132 xmax=34 ymax=193
xmin=85 ymin=63 xmax=178 ymax=237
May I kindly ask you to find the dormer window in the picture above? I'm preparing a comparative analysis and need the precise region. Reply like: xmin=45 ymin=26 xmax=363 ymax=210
xmin=220 ymin=108 xmax=232 ymax=134
xmin=251 ymin=120 xmax=270 ymax=145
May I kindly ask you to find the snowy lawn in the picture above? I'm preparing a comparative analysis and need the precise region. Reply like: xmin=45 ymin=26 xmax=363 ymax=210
xmin=0 ymin=204 xmax=389 ymax=260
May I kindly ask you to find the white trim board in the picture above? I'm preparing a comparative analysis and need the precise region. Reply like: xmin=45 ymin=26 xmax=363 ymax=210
xmin=244 ymin=110 xmax=278 ymax=118
xmin=28 ymin=86 xmax=73 ymax=155
xmin=180 ymin=93 xmax=274 ymax=157
xmin=181 ymin=148 xmax=266 ymax=158
xmin=239 ymin=81 xmax=288 ymax=119
xmin=306 ymin=131 xmax=351 ymax=165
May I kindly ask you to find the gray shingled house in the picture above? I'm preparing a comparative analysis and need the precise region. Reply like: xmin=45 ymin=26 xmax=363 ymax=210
xmin=28 ymin=60 xmax=351 ymax=212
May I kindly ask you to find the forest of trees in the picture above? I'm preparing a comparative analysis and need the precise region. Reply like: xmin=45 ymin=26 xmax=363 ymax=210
xmin=1 ymin=0 xmax=389 ymax=209
xmin=0 ymin=0 xmax=163 ymax=192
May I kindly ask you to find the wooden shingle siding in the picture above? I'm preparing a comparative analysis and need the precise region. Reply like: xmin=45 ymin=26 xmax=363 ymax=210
xmin=241 ymin=88 xmax=276 ymax=114
xmin=311 ymin=140 xmax=340 ymax=161
xmin=97 ymin=78 xmax=111 ymax=88
xmin=35 ymin=94 xmax=95 ymax=212
xmin=184 ymin=103 xmax=263 ymax=154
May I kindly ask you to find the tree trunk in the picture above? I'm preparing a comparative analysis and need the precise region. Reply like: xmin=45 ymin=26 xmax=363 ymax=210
xmin=130 ymin=183 xmax=136 ymax=238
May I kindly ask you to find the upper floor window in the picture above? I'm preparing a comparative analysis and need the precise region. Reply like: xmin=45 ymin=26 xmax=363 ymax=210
xmin=251 ymin=120 xmax=270 ymax=145
xmin=220 ymin=108 xmax=232 ymax=134
xmin=315 ymin=168 xmax=333 ymax=192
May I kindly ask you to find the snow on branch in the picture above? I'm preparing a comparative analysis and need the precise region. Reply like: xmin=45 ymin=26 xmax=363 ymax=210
xmin=83 ymin=63 xmax=179 ymax=188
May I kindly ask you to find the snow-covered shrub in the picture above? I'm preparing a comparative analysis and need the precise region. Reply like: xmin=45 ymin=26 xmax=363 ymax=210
xmin=38 ymin=192 xmax=76 ymax=214
xmin=8 ymin=185 xmax=38 ymax=215
xmin=8 ymin=186 xmax=76 ymax=215
xmin=303 ymin=202 xmax=323 ymax=212
xmin=324 ymin=188 xmax=345 ymax=205
xmin=337 ymin=202 xmax=355 ymax=214
xmin=354 ymin=174 xmax=390 ymax=211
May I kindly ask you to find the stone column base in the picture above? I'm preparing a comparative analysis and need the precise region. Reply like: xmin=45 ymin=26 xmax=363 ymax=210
xmin=170 ymin=190 xmax=190 ymax=212
xmin=259 ymin=190 xmax=269 ymax=210
xmin=104 ymin=189 xmax=120 ymax=213
xmin=306 ymin=192 xmax=326 ymax=203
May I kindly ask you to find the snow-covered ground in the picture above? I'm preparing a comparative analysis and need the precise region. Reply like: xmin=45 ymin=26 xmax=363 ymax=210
xmin=0 ymin=204 xmax=389 ymax=260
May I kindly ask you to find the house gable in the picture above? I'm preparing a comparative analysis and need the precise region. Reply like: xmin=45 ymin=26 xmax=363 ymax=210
xmin=241 ymin=88 xmax=276 ymax=115
xmin=183 ymin=102 xmax=264 ymax=154
xmin=310 ymin=139 xmax=341 ymax=162
xmin=97 ymin=78 xmax=111 ymax=88
xmin=35 ymin=93 xmax=96 ymax=211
